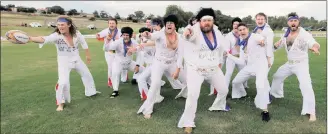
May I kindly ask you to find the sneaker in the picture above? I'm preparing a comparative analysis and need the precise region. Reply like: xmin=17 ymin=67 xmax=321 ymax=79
xmin=110 ymin=91 xmax=119 ymax=98
xmin=261 ymin=111 xmax=270 ymax=122
xmin=131 ymin=79 xmax=138 ymax=85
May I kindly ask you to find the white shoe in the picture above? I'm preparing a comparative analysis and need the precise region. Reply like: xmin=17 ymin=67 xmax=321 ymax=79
xmin=155 ymin=95 xmax=164 ymax=103
xmin=161 ymin=80 xmax=166 ymax=86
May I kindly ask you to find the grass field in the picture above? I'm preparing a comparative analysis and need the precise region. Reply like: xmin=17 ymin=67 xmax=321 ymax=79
xmin=1 ymin=36 xmax=327 ymax=133
xmin=1 ymin=13 xmax=327 ymax=133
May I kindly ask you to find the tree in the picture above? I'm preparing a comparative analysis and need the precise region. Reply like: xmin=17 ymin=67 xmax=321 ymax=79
xmin=242 ymin=15 xmax=254 ymax=25
xmin=6 ymin=4 xmax=15 ymax=8
xmin=27 ymin=7 xmax=36 ymax=13
xmin=100 ymin=10 xmax=109 ymax=18
xmin=127 ymin=14 xmax=136 ymax=20
xmin=67 ymin=9 xmax=78 ymax=16
xmin=40 ymin=10 xmax=46 ymax=14
xmin=164 ymin=5 xmax=193 ymax=29
xmin=1 ymin=5 xmax=6 ymax=11
xmin=93 ymin=10 xmax=100 ymax=18
xmin=318 ymin=20 xmax=327 ymax=28
xmin=145 ymin=14 xmax=155 ymax=20
xmin=216 ymin=14 xmax=232 ymax=32
xmin=134 ymin=10 xmax=145 ymax=20
xmin=50 ymin=6 xmax=65 ymax=15
xmin=15 ymin=6 xmax=36 ymax=13
xmin=115 ymin=12 xmax=121 ymax=20
xmin=45 ymin=7 xmax=51 ymax=14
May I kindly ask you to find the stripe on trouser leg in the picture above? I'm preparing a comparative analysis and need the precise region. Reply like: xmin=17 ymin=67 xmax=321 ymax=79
xmin=108 ymin=78 xmax=112 ymax=87
xmin=55 ymin=83 xmax=59 ymax=105
xmin=142 ymin=89 xmax=147 ymax=100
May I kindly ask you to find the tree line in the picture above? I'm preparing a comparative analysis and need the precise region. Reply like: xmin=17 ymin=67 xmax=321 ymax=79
xmin=1 ymin=4 xmax=83 ymax=16
xmin=1 ymin=4 xmax=326 ymax=31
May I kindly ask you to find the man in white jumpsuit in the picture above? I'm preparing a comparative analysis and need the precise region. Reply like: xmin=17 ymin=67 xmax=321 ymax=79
xmin=107 ymin=27 xmax=145 ymax=98
xmin=27 ymin=15 xmax=100 ymax=111
xmin=209 ymin=17 xmax=249 ymax=96
xmin=130 ymin=18 xmax=158 ymax=85
xmin=135 ymin=27 xmax=174 ymax=101
xmin=96 ymin=18 xmax=129 ymax=88
xmin=227 ymin=22 xmax=270 ymax=122
xmin=270 ymin=12 xmax=320 ymax=122
xmin=136 ymin=14 xmax=188 ymax=119
xmin=253 ymin=12 xmax=274 ymax=70
xmin=178 ymin=8 xmax=230 ymax=134
xmin=150 ymin=18 xmax=185 ymax=90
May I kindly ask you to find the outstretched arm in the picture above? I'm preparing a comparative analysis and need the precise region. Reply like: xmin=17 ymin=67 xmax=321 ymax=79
xmin=29 ymin=37 xmax=45 ymax=43
xmin=29 ymin=33 xmax=57 ymax=48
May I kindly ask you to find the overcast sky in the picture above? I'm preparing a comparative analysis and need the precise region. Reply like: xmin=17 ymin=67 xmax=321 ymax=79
xmin=1 ymin=1 xmax=327 ymax=21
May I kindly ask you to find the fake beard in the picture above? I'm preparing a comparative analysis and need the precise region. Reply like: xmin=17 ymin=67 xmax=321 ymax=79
xmin=201 ymin=25 xmax=213 ymax=33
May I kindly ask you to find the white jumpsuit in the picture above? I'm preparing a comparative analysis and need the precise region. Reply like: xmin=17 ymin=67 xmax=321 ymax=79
xmin=137 ymin=28 xmax=188 ymax=115
xmin=177 ymin=22 xmax=229 ymax=128
xmin=270 ymin=27 xmax=318 ymax=115
xmin=39 ymin=31 xmax=98 ymax=105
xmin=229 ymin=33 xmax=270 ymax=110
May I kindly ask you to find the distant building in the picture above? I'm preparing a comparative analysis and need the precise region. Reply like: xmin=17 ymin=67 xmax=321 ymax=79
xmin=10 ymin=7 xmax=17 ymax=12
xmin=36 ymin=8 xmax=47 ymax=14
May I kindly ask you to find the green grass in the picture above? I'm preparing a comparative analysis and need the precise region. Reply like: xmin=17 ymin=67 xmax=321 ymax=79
xmin=1 ymin=36 xmax=326 ymax=133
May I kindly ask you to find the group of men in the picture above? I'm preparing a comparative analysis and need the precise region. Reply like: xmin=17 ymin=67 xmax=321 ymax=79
xmin=23 ymin=7 xmax=321 ymax=134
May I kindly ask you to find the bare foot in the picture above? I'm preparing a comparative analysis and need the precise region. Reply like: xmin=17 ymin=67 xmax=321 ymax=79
xmin=309 ymin=114 xmax=316 ymax=122
xmin=144 ymin=114 xmax=151 ymax=119
xmin=56 ymin=104 xmax=64 ymax=111
xmin=184 ymin=127 xmax=193 ymax=134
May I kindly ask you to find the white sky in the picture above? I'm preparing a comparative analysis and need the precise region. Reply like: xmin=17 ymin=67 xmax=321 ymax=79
xmin=1 ymin=1 xmax=327 ymax=21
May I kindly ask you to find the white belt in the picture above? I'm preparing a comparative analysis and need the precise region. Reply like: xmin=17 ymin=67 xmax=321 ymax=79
xmin=120 ymin=60 xmax=131 ymax=66
xmin=156 ymin=57 xmax=176 ymax=64
xmin=186 ymin=62 xmax=219 ymax=76
xmin=288 ymin=59 xmax=303 ymax=64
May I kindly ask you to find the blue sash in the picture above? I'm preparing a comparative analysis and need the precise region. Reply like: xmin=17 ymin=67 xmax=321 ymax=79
xmin=202 ymin=30 xmax=218 ymax=51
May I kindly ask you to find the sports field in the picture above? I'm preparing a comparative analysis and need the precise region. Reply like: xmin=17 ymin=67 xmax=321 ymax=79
xmin=1 ymin=13 xmax=327 ymax=133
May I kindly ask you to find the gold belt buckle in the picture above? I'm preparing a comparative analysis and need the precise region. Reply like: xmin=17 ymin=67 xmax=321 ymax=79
xmin=233 ymin=54 xmax=240 ymax=58
xmin=197 ymin=68 xmax=206 ymax=73
xmin=289 ymin=60 xmax=300 ymax=64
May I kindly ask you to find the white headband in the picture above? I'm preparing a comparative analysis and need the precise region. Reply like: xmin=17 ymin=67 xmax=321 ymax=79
xmin=201 ymin=15 xmax=214 ymax=20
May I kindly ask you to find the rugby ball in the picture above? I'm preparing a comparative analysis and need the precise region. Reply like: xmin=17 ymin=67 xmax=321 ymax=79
xmin=5 ymin=30 xmax=30 ymax=44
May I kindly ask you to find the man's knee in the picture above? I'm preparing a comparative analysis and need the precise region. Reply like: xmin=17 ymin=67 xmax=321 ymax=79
xmin=58 ymin=79 xmax=69 ymax=86
xmin=272 ymin=71 xmax=285 ymax=80
xmin=299 ymin=80 xmax=313 ymax=91
xmin=225 ymin=69 xmax=233 ymax=76
xmin=219 ymin=87 xmax=229 ymax=95
xmin=232 ymin=78 xmax=242 ymax=85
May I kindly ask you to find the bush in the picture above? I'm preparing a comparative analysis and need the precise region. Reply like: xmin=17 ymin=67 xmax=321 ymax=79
xmin=132 ymin=19 xmax=138 ymax=23
xmin=89 ymin=17 xmax=95 ymax=21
